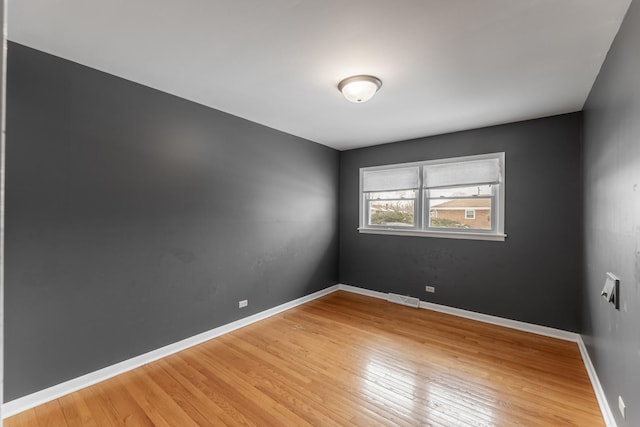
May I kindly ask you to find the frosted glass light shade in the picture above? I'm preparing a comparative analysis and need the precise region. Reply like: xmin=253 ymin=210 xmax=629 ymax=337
xmin=338 ymin=75 xmax=382 ymax=103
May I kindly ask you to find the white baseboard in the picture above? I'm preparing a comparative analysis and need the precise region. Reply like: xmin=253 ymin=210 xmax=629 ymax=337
xmin=418 ymin=300 xmax=579 ymax=342
xmin=4 ymin=282 xmax=616 ymax=427
xmin=338 ymin=283 xmax=578 ymax=341
xmin=338 ymin=283 xmax=616 ymax=426
xmin=2 ymin=284 xmax=340 ymax=418
xmin=338 ymin=283 xmax=388 ymax=300
xmin=576 ymin=336 xmax=617 ymax=427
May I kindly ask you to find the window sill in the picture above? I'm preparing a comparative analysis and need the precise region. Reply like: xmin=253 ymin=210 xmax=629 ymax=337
xmin=357 ymin=227 xmax=507 ymax=241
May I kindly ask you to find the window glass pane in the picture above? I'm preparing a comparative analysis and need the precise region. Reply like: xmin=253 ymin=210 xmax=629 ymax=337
xmin=368 ymin=199 xmax=415 ymax=227
xmin=429 ymin=185 xmax=492 ymax=199
xmin=429 ymin=198 xmax=492 ymax=230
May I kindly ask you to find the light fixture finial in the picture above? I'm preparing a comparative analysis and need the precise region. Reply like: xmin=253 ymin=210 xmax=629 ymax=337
xmin=338 ymin=75 xmax=382 ymax=103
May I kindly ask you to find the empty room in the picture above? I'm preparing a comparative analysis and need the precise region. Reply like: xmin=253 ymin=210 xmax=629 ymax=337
xmin=2 ymin=0 xmax=639 ymax=426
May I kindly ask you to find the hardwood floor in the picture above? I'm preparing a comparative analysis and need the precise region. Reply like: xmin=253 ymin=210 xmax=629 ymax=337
xmin=6 ymin=291 xmax=604 ymax=426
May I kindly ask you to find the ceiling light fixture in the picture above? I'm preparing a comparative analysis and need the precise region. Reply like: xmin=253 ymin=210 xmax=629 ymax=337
xmin=338 ymin=75 xmax=382 ymax=103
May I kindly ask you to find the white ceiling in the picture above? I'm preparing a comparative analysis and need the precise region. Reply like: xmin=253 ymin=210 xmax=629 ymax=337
xmin=8 ymin=0 xmax=632 ymax=151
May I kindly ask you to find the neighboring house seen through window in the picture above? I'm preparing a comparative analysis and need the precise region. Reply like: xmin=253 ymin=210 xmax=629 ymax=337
xmin=359 ymin=152 xmax=505 ymax=241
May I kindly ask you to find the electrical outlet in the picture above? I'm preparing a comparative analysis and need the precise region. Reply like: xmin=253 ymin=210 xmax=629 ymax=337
xmin=425 ymin=286 xmax=436 ymax=293
xmin=239 ymin=299 xmax=248 ymax=308
xmin=618 ymin=395 xmax=625 ymax=419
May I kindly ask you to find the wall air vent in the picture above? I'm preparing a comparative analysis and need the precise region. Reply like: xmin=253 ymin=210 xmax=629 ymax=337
xmin=386 ymin=293 xmax=420 ymax=308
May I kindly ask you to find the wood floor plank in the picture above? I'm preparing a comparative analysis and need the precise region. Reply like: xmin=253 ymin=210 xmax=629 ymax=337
xmin=57 ymin=391 xmax=99 ymax=427
xmin=228 ymin=319 xmax=419 ymax=426
xmin=5 ymin=291 xmax=605 ymax=426
xmin=118 ymin=366 xmax=200 ymax=427
xmin=212 ymin=339 xmax=354 ymax=426
xmin=92 ymin=375 xmax=158 ymax=426
xmin=33 ymin=400 xmax=67 ymax=427
xmin=158 ymin=354 xmax=258 ymax=426
xmin=6 ymin=409 xmax=39 ymax=427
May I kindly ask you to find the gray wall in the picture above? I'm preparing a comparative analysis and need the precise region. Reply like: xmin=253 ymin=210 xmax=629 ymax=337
xmin=582 ymin=0 xmax=640 ymax=425
xmin=5 ymin=43 xmax=339 ymax=401
xmin=339 ymin=114 xmax=583 ymax=331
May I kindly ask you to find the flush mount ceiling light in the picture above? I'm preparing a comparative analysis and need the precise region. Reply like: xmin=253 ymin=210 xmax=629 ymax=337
xmin=338 ymin=75 xmax=382 ymax=103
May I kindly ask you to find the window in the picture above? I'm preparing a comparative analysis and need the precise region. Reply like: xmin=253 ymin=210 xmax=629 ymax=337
xmin=359 ymin=153 xmax=505 ymax=241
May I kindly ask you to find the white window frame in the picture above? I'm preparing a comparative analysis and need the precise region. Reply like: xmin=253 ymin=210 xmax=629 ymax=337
xmin=358 ymin=152 xmax=506 ymax=241
xmin=465 ymin=209 xmax=476 ymax=220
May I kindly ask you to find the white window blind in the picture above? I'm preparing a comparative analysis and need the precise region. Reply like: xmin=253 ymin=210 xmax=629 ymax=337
xmin=362 ymin=166 xmax=420 ymax=192
xmin=423 ymin=158 xmax=501 ymax=189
